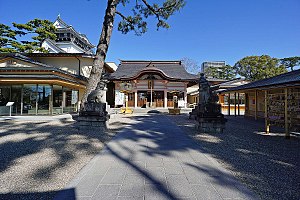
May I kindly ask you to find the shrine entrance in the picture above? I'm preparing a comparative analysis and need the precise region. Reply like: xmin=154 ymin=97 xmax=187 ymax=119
xmin=137 ymin=91 xmax=164 ymax=108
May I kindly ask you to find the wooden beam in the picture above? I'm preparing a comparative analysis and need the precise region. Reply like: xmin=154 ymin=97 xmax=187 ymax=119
xmin=228 ymin=93 xmax=230 ymax=116
xmin=237 ymin=93 xmax=240 ymax=116
xmin=265 ymin=90 xmax=269 ymax=134
xmin=234 ymin=92 xmax=237 ymax=116
xmin=285 ymin=88 xmax=290 ymax=139
xmin=255 ymin=90 xmax=258 ymax=120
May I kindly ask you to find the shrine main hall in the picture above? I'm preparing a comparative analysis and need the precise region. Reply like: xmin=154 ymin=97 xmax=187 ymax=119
xmin=109 ymin=60 xmax=198 ymax=108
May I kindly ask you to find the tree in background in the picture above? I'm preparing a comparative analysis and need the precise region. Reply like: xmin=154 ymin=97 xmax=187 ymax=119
xmin=181 ymin=57 xmax=200 ymax=74
xmin=204 ymin=64 xmax=236 ymax=80
xmin=234 ymin=55 xmax=287 ymax=81
xmin=0 ymin=19 xmax=56 ymax=53
xmin=280 ymin=56 xmax=300 ymax=71
xmin=82 ymin=0 xmax=186 ymax=102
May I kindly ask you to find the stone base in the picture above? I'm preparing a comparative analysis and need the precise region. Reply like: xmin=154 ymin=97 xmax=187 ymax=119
xmin=168 ymin=108 xmax=181 ymax=115
xmin=77 ymin=115 xmax=108 ymax=132
xmin=196 ymin=117 xmax=227 ymax=133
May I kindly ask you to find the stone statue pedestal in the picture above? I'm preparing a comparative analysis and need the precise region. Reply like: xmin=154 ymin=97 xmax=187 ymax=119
xmin=196 ymin=115 xmax=227 ymax=133
xmin=77 ymin=77 xmax=109 ymax=132
xmin=191 ymin=73 xmax=227 ymax=133
xmin=195 ymin=103 xmax=227 ymax=133
xmin=77 ymin=102 xmax=109 ymax=131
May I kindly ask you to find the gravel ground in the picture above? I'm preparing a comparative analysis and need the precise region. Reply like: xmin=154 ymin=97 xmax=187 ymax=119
xmin=167 ymin=114 xmax=300 ymax=200
xmin=0 ymin=113 xmax=132 ymax=200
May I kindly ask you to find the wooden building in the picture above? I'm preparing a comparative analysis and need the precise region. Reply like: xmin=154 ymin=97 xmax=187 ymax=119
xmin=223 ymin=69 xmax=300 ymax=138
xmin=109 ymin=60 xmax=198 ymax=108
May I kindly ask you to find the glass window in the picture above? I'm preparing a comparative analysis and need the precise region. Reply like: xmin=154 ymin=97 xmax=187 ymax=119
xmin=0 ymin=86 xmax=10 ymax=116
xmin=0 ymin=86 xmax=10 ymax=106
xmin=23 ymin=84 xmax=37 ymax=115
xmin=53 ymin=85 xmax=63 ymax=115
xmin=11 ymin=85 xmax=22 ymax=114
xmin=63 ymin=87 xmax=78 ymax=113
xmin=37 ymin=84 xmax=52 ymax=115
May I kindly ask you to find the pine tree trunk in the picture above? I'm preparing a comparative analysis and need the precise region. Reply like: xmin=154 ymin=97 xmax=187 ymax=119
xmin=82 ymin=0 xmax=118 ymax=103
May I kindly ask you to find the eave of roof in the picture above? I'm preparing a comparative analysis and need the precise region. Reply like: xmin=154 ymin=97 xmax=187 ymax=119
xmin=0 ymin=74 xmax=83 ymax=85
xmin=25 ymin=53 xmax=95 ymax=58
xmin=0 ymin=53 xmax=88 ymax=81
xmin=224 ymin=69 xmax=300 ymax=93
xmin=43 ymin=38 xmax=66 ymax=52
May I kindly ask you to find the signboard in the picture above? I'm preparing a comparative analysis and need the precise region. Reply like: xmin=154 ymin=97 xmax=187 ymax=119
xmin=6 ymin=102 xmax=14 ymax=106
xmin=178 ymin=100 xmax=185 ymax=108
xmin=115 ymin=90 xmax=125 ymax=106
xmin=119 ymin=82 xmax=133 ymax=91
xmin=71 ymin=91 xmax=78 ymax=104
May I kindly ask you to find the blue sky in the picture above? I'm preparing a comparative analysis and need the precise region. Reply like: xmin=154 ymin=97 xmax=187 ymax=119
xmin=1 ymin=0 xmax=299 ymax=67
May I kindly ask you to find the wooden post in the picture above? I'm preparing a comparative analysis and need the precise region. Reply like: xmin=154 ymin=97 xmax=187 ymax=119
xmin=234 ymin=92 xmax=237 ymax=116
xmin=254 ymin=90 xmax=258 ymax=120
xmin=284 ymin=88 xmax=290 ymax=139
xmin=237 ymin=93 xmax=240 ymax=116
xmin=50 ymin=85 xmax=53 ymax=115
xmin=134 ymin=91 xmax=137 ymax=108
xmin=228 ymin=93 xmax=231 ymax=116
xmin=264 ymin=90 xmax=269 ymax=134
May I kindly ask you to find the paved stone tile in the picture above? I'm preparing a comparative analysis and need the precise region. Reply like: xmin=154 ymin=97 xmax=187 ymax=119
xmin=164 ymin=161 xmax=184 ymax=175
xmin=191 ymin=185 xmax=222 ymax=200
xmin=144 ymin=184 xmax=172 ymax=200
xmin=77 ymin=197 xmax=92 ymax=200
xmin=91 ymin=184 xmax=121 ymax=200
xmin=146 ymin=157 xmax=164 ymax=167
xmin=166 ymin=175 xmax=195 ymax=198
xmin=174 ymin=151 xmax=196 ymax=164
xmin=144 ymin=167 xmax=166 ymax=185
xmin=101 ymin=167 xmax=127 ymax=184
xmin=87 ymin=162 xmax=111 ymax=176
xmin=181 ymin=164 xmax=213 ymax=184
xmin=116 ymin=197 xmax=143 ymax=200
xmin=212 ymin=183 xmax=249 ymax=199
xmin=75 ymin=174 xmax=103 ymax=197
xmin=63 ymin=114 xmax=258 ymax=200
xmin=118 ymin=175 xmax=144 ymax=197
xmin=130 ymin=152 xmax=148 ymax=161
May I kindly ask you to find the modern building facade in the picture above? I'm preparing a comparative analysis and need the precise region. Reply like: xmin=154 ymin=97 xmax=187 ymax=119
xmin=201 ymin=61 xmax=226 ymax=78
xmin=109 ymin=60 xmax=198 ymax=108
xmin=0 ymin=17 xmax=116 ymax=116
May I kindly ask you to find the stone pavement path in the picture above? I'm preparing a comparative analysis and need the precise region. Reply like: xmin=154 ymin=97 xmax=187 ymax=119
xmin=54 ymin=114 xmax=258 ymax=200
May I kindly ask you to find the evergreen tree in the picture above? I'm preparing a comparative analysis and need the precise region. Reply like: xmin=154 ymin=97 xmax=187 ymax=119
xmin=280 ymin=56 xmax=300 ymax=71
xmin=204 ymin=64 xmax=236 ymax=80
xmin=0 ymin=19 xmax=56 ymax=53
xmin=234 ymin=55 xmax=287 ymax=81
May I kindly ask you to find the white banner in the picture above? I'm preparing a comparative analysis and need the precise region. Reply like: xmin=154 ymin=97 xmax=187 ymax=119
xmin=71 ymin=90 xmax=78 ymax=104
xmin=115 ymin=90 xmax=125 ymax=106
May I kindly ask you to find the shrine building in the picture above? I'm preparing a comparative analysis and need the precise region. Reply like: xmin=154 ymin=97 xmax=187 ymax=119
xmin=109 ymin=60 xmax=198 ymax=108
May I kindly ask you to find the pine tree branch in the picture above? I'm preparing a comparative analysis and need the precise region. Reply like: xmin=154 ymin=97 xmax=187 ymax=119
xmin=116 ymin=11 xmax=133 ymax=23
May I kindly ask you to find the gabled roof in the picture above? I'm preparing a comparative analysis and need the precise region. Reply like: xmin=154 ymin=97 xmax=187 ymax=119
xmin=225 ymin=69 xmax=300 ymax=92
xmin=110 ymin=60 xmax=198 ymax=81
xmin=42 ymin=38 xmax=66 ymax=53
